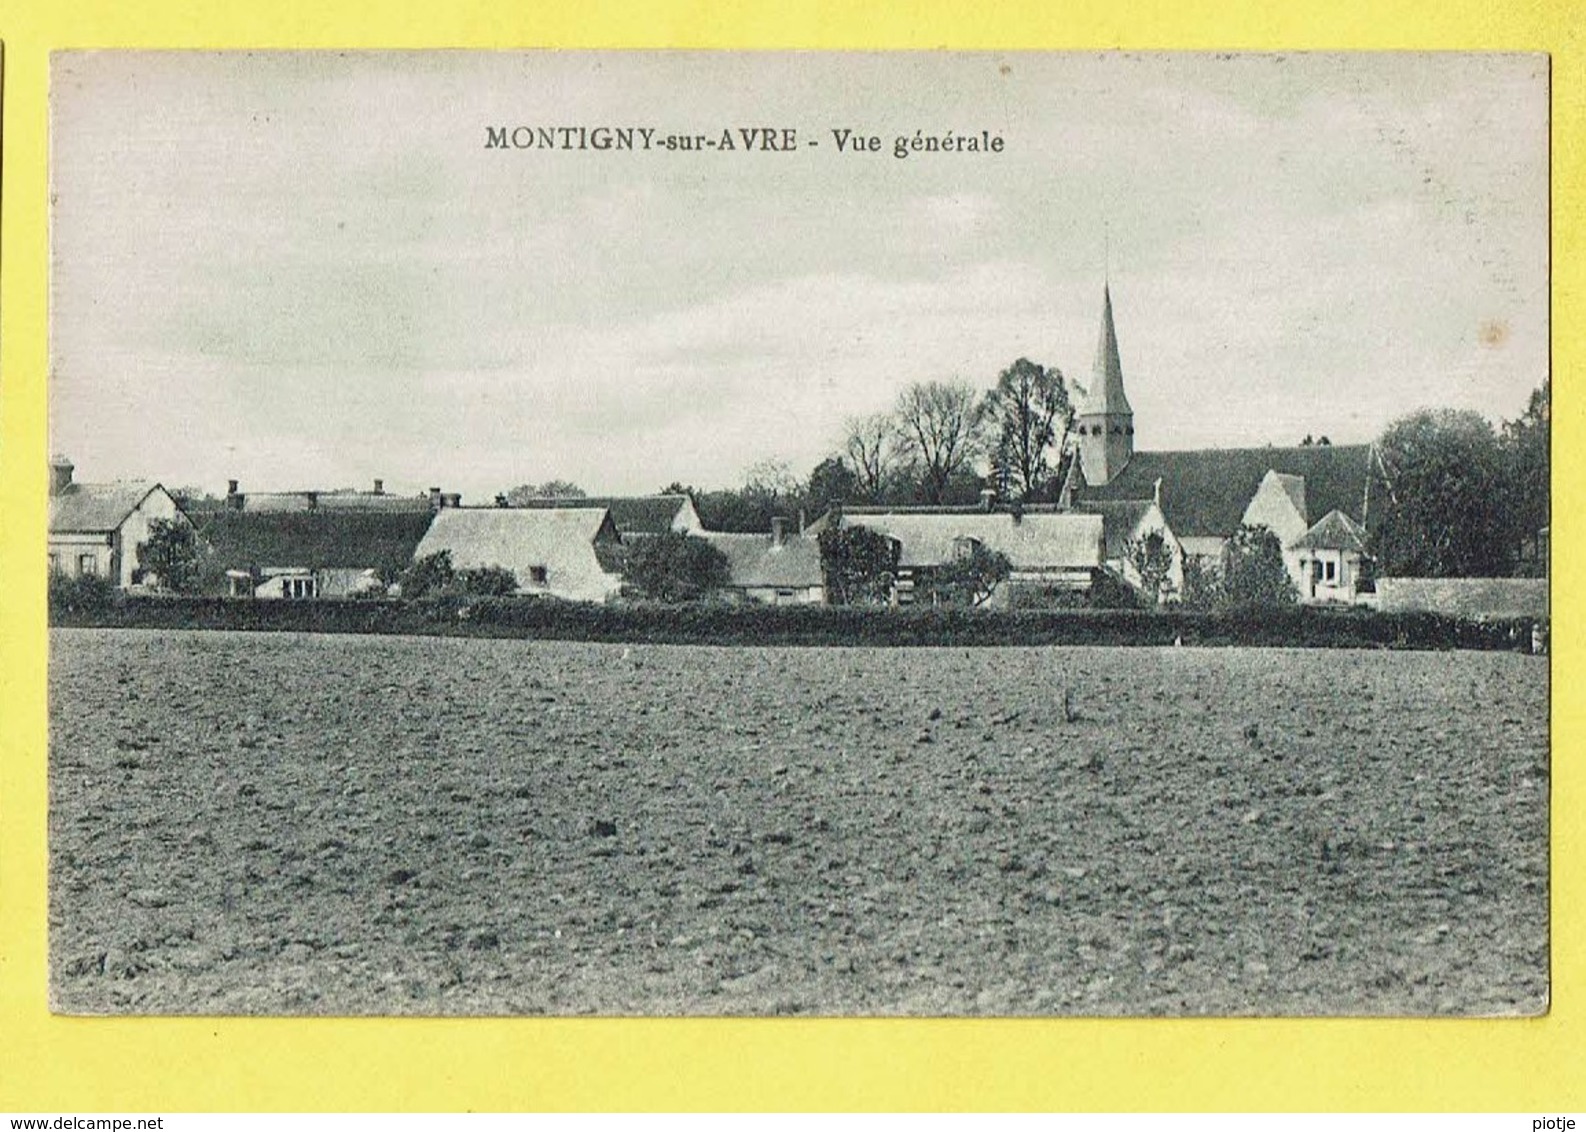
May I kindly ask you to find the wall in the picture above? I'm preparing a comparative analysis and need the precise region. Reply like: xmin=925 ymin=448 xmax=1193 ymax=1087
xmin=113 ymin=488 xmax=184 ymax=587
xmin=1376 ymin=577 xmax=1549 ymax=620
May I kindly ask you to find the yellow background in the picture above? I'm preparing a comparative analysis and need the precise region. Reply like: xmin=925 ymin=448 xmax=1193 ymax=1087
xmin=1 ymin=1 xmax=1580 ymax=1112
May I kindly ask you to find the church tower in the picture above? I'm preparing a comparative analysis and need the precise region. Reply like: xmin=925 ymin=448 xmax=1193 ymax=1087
xmin=1075 ymin=284 xmax=1134 ymax=486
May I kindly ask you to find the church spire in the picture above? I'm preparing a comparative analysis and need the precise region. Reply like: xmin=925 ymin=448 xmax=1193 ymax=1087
xmin=1086 ymin=284 xmax=1132 ymax=417
xmin=1075 ymin=283 xmax=1135 ymax=486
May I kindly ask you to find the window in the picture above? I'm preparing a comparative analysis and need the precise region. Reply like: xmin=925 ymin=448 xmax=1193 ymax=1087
xmin=951 ymin=535 xmax=980 ymax=562
xmin=1323 ymin=559 xmax=1337 ymax=582
xmin=529 ymin=565 xmax=549 ymax=585
xmin=48 ymin=553 xmax=60 ymax=574
xmin=78 ymin=554 xmax=98 ymax=577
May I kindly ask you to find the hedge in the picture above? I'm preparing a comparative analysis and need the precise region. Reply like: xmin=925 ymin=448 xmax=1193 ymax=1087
xmin=48 ymin=594 xmax=1542 ymax=651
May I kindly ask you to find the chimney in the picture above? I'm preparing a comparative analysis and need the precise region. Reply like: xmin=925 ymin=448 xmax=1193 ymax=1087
xmin=1153 ymin=477 xmax=1163 ymax=507
xmin=798 ymin=507 xmax=807 ymax=534
xmin=444 ymin=492 xmax=462 ymax=509
xmin=429 ymin=487 xmax=442 ymax=510
xmin=227 ymin=478 xmax=240 ymax=496
xmin=979 ymin=487 xmax=997 ymax=513
xmin=305 ymin=490 xmax=319 ymax=510
xmin=227 ymin=478 xmax=245 ymax=510
xmin=771 ymin=516 xmax=787 ymax=548
xmin=495 ymin=493 xmax=509 ymax=508
xmin=49 ymin=455 xmax=74 ymax=496
xmin=373 ymin=478 xmax=384 ymax=495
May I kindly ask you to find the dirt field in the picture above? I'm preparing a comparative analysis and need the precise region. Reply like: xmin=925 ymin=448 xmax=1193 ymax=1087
xmin=48 ymin=628 xmax=1549 ymax=1016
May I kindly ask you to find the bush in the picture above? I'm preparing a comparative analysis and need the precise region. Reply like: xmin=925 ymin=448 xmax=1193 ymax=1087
xmin=49 ymin=571 xmax=118 ymax=614
xmin=399 ymin=551 xmax=456 ymax=599
xmin=45 ymin=593 xmax=1539 ymax=652
xmin=1221 ymin=525 xmax=1298 ymax=607
xmin=453 ymin=566 xmax=518 ymax=596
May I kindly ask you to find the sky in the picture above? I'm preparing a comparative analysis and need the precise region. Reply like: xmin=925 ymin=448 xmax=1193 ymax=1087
xmin=49 ymin=51 xmax=1549 ymax=500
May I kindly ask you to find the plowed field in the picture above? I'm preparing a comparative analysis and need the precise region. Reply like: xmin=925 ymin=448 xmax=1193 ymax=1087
xmin=49 ymin=628 xmax=1549 ymax=1015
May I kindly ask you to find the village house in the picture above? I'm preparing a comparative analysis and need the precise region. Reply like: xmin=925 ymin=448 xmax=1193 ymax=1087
xmin=699 ymin=518 xmax=826 ymax=605
xmin=414 ymin=506 xmax=626 ymax=602
xmin=808 ymin=504 xmax=1104 ymax=607
xmin=47 ymin=455 xmax=189 ymax=588
xmin=1062 ymin=286 xmax=1377 ymax=604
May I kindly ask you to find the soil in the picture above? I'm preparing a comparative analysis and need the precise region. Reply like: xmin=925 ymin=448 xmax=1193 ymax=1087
xmin=48 ymin=628 xmax=1549 ymax=1016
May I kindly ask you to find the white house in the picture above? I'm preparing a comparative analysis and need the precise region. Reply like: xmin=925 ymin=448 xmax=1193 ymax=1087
xmin=812 ymin=506 xmax=1104 ymax=606
xmin=414 ymin=506 xmax=625 ymax=602
xmin=699 ymin=519 xmax=826 ymax=605
xmin=47 ymin=456 xmax=187 ymax=588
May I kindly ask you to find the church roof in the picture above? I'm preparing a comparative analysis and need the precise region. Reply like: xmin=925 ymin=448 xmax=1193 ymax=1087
xmin=1291 ymin=508 xmax=1369 ymax=553
xmin=1078 ymin=285 xmax=1132 ymax=417
xmin=1073 ymin=444 xmax=1373 ymax=539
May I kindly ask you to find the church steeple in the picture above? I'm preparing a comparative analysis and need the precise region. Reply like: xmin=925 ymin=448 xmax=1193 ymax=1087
xmin=1076 ymin=284 xmax=1135 ymax=486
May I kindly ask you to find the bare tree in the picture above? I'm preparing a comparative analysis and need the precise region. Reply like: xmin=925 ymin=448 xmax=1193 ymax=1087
xmin=841 ymin=413 xmax=899 ymax=503
xmin=894 ymin=380 xmax=987 ymax=504
xmin=985 ymin=358 xmax=1073 ymax=502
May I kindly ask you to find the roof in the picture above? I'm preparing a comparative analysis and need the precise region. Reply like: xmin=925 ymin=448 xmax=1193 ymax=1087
xmin=415 ymin=507 xmax=622 ymax=581
xmin=1291 ymin=508 xmax=1369 ymax=553
xmin=193 ymin=509 xmax=436 ymax=575
xmin=236 ymin=491 xmax=434 ymax=513
xmin=1270 ymin=472 xmax=1307 ymax=518
xmin=49 ymin=481 xmax=165 ymax=533
xmin=1078 ymin=285 xmax=1132 ymax=418
xmin=837 ymin=510 xmax=1103 ymax=570
xmin=1076 ymin=499 xmax=1156 ymax=560
xmin=698 ymin=532 xmax=825 ymax=589
xmin=1073 ymin=444 xmax=1373 ymax=539
xmin=512 ymin=495 xmax=693 ymax=536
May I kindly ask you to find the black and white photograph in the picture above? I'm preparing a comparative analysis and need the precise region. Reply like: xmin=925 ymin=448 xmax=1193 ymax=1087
xmin=46 ymin=51 xmax=1550 ymax=1017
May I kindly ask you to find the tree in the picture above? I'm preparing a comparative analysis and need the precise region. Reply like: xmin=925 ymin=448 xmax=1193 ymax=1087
xmin=1501 ymin=380 xmax=1549 ymax=574
xmin=505 ymin=481 xmax=586 ymax=504
xmin=622 ymin=532 xmax=730 ymax=602
xmin=817 ymin=524 xmax=900 ymax=605
xmin=1370 ymin=408 xmax=1512 ymax=577
xmin=1126 ymin=531 xmax=1178 ymax=606
xmin=1221 ymin=525 xmax=1299 ymax=607
xmin=930 ymin=543 xmax=1013 ymax=607
xmin=400 ymin=550 xmax=456 ymax=598
xmin=894 ymin=380 xmax=987 ymax=504
xmin=136 ymin=518 xmax=199 ymax=592
xmin=984 ymin=358 xmax=1073 ymax=502
xmin=807 ymin=456 xmax=858 ymax=514
xmin=1178 ymin=553 xmax=1223 ymax=611
xmin=840 ymin=413 xmax=901 ymax=503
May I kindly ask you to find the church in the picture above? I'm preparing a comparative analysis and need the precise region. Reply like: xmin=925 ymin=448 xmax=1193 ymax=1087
xmin=1061 ymin=286 xmax=1377 ymax=604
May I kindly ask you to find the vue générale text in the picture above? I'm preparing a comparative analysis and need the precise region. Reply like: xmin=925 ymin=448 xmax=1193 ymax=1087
xmin=485 ymin=126 xmax=1007 ymax=159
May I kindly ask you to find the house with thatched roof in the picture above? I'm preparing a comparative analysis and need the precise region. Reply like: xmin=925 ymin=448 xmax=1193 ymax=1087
xmin=414 ymin=506 xmax=625 ymax=602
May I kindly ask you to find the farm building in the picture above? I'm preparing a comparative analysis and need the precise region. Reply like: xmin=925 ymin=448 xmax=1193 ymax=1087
xmin=809 ymin=505 xmax=1104 ymax=606
xmin=1063 ymin=286 xmax=1378 ymax=604
xmin=47 ymin=455 xmax=189 ymax=588
xmin=209 ymin=478 xmax=442 ymax=514
xmin=511 ymin=494 xmax=703 ymax=540
xmin=414 ymin=506 xmax=625 ymax=602
xmin=699 ymin=519 xmax=826 ymax=604
xmin=192 ymin=508 xmax=437 ymax=598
